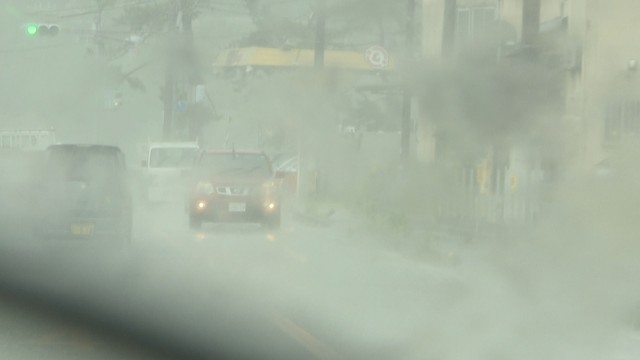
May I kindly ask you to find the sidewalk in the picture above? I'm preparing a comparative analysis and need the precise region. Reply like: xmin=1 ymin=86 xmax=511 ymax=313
xmin=289 ymin=193 xmax=463 ymax=266
xmin=290 ymin=195 xmax=344 ymax=228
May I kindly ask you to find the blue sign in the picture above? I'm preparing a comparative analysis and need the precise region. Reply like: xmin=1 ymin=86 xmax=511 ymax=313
xmin=176 ymin=100 xmax=187 ymax=113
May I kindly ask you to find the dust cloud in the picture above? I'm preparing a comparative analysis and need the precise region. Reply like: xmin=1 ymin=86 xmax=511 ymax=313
xmin=0 ymin=1 xmax=639 ymax=360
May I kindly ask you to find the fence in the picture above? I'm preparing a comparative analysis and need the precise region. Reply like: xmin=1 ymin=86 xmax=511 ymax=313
xmin=0 ymin=129 xmax=56 ymax=151
xmin=434 ymin=159 xmax=546 ymax=241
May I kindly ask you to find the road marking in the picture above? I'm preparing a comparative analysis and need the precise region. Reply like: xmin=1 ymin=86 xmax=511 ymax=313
xmin=268 ymin=312 xmax=342 ymax=360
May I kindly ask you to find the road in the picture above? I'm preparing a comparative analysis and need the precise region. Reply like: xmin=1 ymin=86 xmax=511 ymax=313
xmin=0 ymin=199 xmax=455 ymax=359
xmin=1 ymin=200 xmax=640 ymax=359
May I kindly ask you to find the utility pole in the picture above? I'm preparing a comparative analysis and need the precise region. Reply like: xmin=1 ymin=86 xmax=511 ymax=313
xmin=314 ymin=0 xmax=326 ymax=67
xmin=162 ymin=2 xmax=179 ymax=141
xmin=401 ymin=0 xmax=416 ymax=160
xmin=180 ymin=0 xmax=203 ymax=141
xmin=298 ymin=0 xmax=326 ymax=200
xmin=94 ymin=0 xmax=109 ymax=144
xmin=442 ymin=0 xmax=457 ymax=58
xmin=162 ymin=0 xmax=203 ymax=141
xmin=521 ymin=0 xmax=541 ymax=59
xmin=94 ymin=0 xmax=104 ymax=55
xmin=162 ymin=58 xmax=176 ymax=140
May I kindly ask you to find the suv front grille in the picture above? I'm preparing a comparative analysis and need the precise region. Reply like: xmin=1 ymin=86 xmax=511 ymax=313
xmin=216 ymin=186 xmax=250 ymax=196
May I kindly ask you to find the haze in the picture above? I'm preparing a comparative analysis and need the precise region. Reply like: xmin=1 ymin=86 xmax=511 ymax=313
xmin=1 ymin=1 xmax=639 ymax=359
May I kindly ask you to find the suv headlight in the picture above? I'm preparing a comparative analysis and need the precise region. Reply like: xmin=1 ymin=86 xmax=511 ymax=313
xmin=196 ymin=181 xmax=214 ymax=195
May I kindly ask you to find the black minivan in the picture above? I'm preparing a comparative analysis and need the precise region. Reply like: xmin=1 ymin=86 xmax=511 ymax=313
xmin=33 ymin=144 xmax=132 ymax=243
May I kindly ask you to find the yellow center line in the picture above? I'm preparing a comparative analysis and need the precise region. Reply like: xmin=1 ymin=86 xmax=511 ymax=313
xmin=268 ymin=312 xmax=343 ymax=360
xmin=29 ymin=327 xmax=97 ymax=351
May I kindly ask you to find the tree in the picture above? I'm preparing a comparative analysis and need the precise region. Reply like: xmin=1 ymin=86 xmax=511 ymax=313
xmin=327 ymin=0 xmax=407 ymax=49
xmin=113 ymin=2 xmax=173 ymax=33
xmin=237 ymin=0 xmax=408 ymax=51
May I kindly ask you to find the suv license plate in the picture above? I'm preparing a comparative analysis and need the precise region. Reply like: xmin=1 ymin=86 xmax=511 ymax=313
xmin=228 ymin=202 xmax=246 ymax=213
xmin=70 ymin=223 xmax=95 ymax=236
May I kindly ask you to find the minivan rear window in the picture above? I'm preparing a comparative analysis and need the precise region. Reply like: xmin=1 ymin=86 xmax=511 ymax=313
xmin=47 ymin=146 xmax=124 ymax=182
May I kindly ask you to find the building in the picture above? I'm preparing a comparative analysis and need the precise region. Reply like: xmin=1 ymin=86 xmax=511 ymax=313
xmin=418 ymin=0 xmax=567 ymax=162
xmin=417 ymin=0 xmax=640 ymax=236
xmin=417 ymin=0 xmax=569 ymax=234
xmin=420 ymin=0 xmax=640 ymax=167
xmin=565 ymin=0 xmax=640 ymax=166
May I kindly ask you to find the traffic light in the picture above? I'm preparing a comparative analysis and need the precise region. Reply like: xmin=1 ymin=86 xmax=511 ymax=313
xmin=23 ymin=23 xmax=60 ymax=37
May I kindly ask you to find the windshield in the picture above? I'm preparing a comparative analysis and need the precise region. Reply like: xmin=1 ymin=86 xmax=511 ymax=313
xmin=149 ymin=147 xmax=198 ymax=168
xmin=199 ymin=153 xmax=271 ymax=177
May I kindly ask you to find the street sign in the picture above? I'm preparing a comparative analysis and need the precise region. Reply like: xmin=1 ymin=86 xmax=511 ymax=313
xmin=476 ymin=160 xmax=489 ymax=194
xmin=510 ymin=175 xmax=518 ymax=191
xmin=176 ymin=100 xmax=187 ymax=113
xmin=364 ymin=46 xmax=390 ymax=69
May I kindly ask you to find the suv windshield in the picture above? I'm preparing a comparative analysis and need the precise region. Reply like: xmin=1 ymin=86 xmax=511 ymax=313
xmin=199 ymin=153 xmax=271 ymax=177
xmin=149 ymin=147 xmax=198 ymax=168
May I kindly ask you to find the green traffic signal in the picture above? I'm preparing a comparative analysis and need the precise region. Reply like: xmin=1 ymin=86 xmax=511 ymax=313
xmin=25 ymin=23 xmax=38 ymax=36
xmin=23 ymin=23 xmax=59 ymax=37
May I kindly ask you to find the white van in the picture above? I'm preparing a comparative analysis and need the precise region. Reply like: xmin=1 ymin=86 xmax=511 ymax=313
xmin=141 ymin=142 xmax=200 ymax=204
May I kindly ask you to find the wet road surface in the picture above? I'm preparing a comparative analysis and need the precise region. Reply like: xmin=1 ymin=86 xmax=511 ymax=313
xmin=0 ymin=200 xmax=452 ymax=359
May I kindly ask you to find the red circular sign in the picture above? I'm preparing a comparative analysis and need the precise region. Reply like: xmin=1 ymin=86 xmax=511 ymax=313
xmin=365 ymin=46 xmax=390 ymax=69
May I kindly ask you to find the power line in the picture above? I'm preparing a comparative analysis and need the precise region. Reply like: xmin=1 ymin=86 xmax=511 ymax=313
xmin=0 ymin=44 xmax=78 ymax=54
xmin=25 ymin=0 xmax=158 ymax=16
xmin=208 ymin=0 xmax=247 ymax=7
